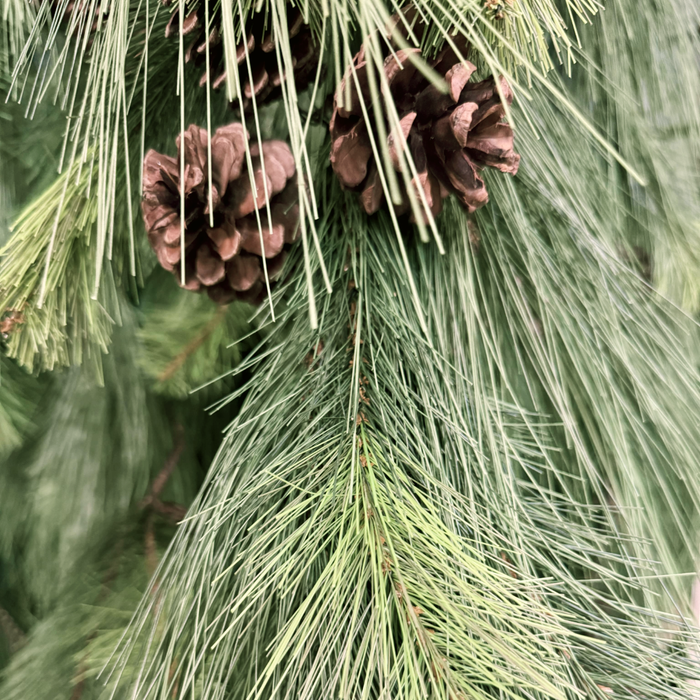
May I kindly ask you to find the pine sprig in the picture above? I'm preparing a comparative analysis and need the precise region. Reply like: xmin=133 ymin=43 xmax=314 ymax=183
xmin=106 ymin=226 xmax=577 ymax=699
xmin=570 ymin=0 xmax=700 ymax=311
xmin=0 ymin=534 xmax=172 ymax=700
xmin=0 ymin=303 xmax=155 ymax=610
xmin=0 ymin=160 xmax=115 ymax=374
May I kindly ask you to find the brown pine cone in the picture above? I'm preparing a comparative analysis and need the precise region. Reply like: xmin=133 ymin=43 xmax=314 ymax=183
xmin=142 ymin=124 xmax=300 ymax=305
xmin=37 ymin=0 xmax=107 ymax=32
xmin=163 ymin=3 xmax=317 ymax=110
xmin=329 ymin=34 xmax=520 ymax=220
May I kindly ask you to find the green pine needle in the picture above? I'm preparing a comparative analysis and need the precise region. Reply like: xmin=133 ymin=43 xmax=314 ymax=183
xmin=0 ymin=355 xmax=41 ymax=459
xmin=0 ymin=160 xmax=115 ymax=375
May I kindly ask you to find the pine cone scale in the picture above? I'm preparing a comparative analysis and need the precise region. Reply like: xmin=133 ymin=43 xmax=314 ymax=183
xmin=446 ymin=62 xmax=476 ymax=101
xmin=207 ymin=219 xmax=242 ymax=261
xmin=243 ymin=66 xmax=269 ymax=99
xmin=230 ymin=168 xmax=266 ymax=218
xmin=336 ymin=61 xmax=371 ymax=120
xmin=201 ymin=71 xmax=228 ymax=91
xmin=330 ymin=121 xmax=372 ymax=189
xmin=432 ymin=103 xmax=476 ymax=150
xmin=164 ymin=9 xmax=199 ymax=39
xmin=387 ymin=112 xmax=417 ymax=171
xmin=361 ymin=167 xmax=384 ymax=214
xmin=210 ymin=124 xmax=247 ymax=198
xmin=467 ymin=122 xmax=515 ymax=157
xmin=442 ymin=150 xmax=488 ymax=210
xmin=383 ymin=49 xmax=422 ymax=97
xmin=262 ymin=155 xmax=289 ymax=195
xmin=142 ymin=203 xmax=176 ymax=233
xmin=196 ymin=245 xmax=226 ymax=286
xmin=227 ymin=255 xmax=262 ymax=291
xmin=163 ymin=221 xmax=185 ymax=246
xmin=258 ymin=141 xmax=295 ymax=179
xmin=238 ymin=217 xmax=285 ymax=258
xmin=236 ymin=34 xmax=256 ymax=61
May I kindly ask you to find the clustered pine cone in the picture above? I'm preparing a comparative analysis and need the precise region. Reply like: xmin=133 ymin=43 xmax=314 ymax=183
xmin=163 ymin=2 xmax=316 ymax=110
xmin=330 ymin=27 xmax=520 ymax=220
xmin=142 ymin=124 xmax=299 ymax=305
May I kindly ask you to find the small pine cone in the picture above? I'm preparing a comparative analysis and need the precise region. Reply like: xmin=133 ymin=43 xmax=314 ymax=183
xmin=38 ymin=0 xmax=107 ymax=32
xmin=329 ymin=31 xmax=520 ymax=220
xmin=142 ymin=124 xmax=300 ymax=305
xmin=163 ymin=3 xmax=317 ymax=110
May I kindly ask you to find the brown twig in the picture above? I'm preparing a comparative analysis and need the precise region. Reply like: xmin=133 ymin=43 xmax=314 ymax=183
xmin=0 ymin=305 xmax=27 ymax=338
xmin=140 ymin=424 xmax=186 ymax=509
xmin=0 ymin=605 xmax=26 ymax=654
xmin=69 ymin=677 xmax=85 ymax=700
xmin=144 ymin=512 xmax=159 ymax=581
xmin=157 ymin=305 xmax=228 ymax=383
xmin=152 ymin=500 xmax=188 ymax=523
xmin=140 ymin=424 xmax=187 ymax=584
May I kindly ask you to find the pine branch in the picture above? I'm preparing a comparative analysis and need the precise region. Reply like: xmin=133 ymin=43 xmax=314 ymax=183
xmin=107 ymin=156 xmax=700 ymax=697
xmin=1 ymin=3 xmax=235 ymax=370
xmin=0 ymin=160 xmax=115 ymax=375
xmin=570 ymin=0 xmax=700 ymax=311
xmin=2 ymin=0 xmax=627 ymax=353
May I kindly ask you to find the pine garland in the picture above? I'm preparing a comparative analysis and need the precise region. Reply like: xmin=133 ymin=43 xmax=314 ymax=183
xmin=2 ymin=1 xmax=700 ymax=699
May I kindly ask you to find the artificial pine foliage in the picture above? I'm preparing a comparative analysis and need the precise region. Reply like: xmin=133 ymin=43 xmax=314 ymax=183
xmin=2 ymin=1 xmax=700 ymax=699
xmin=135 ymin=269 xmax=253 ymax=398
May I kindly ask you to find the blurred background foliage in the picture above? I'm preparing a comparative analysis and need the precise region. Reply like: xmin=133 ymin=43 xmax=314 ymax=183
xmin=0 ymin=10 xmax=257 ymax=686
xmin=0 ymin=0 xmax=700 ymax=698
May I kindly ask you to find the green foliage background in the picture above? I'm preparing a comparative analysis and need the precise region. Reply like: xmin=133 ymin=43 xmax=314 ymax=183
xmin=1 ymin=0 xmax=700 ymax=698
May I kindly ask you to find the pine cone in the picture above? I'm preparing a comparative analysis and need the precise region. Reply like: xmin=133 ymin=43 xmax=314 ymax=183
xmin=329 ymin=33 xmax=520 ymax=220
xmin=142 ymin=124 xmax=300 ymax=305
xmin=163 ymin=3 xmax=317 ymax=110
xmin=38 ymin=0 xmax=107 ymax=33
